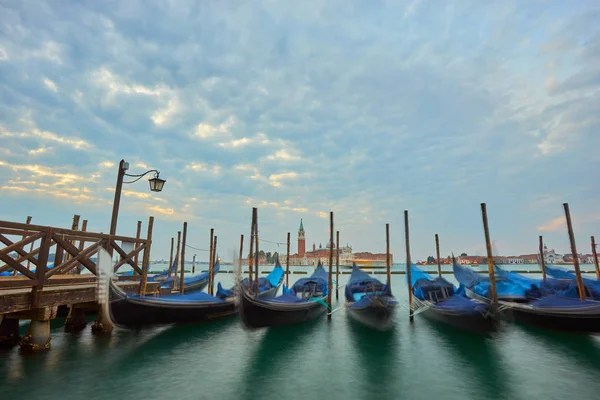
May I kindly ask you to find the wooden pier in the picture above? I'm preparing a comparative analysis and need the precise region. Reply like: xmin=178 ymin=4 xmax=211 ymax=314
xmin=0 ymin=218 xmax=159 ymax=351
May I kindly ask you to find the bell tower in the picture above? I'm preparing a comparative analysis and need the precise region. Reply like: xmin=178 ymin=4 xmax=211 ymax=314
xmin=298 ymin=219 xmax=306 ymax=256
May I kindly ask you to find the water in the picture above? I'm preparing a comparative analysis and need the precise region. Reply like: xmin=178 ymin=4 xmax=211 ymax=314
xmin=2 ymin=265 xmax=600 ymax=400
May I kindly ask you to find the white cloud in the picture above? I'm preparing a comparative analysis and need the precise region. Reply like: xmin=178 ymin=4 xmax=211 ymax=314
xmin=218 ymin=132 xmax=270 ymax=149
xmin=193 ymin=116 xmax=236 ymax=139
xmin=185 ymin=162 xmax=222 ymax=174
xmin=43 ymin=78 xmax=58 ymax=92
xmin=266 ymin=149 xmax=301 ymax=161
xmin=268 ymin=171 xmax=299 ymax=187
xmin=28 ymin=146 xmax=51 ymax=156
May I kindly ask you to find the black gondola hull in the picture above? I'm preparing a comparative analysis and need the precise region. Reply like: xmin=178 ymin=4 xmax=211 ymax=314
xmin=239 ymin=289 xmax=327 ymax=329
xmin=418 ymin=305 xmax=497 ymax=334
xmin=109 ymin=283 xmax=236 ymax=327
xmin=504 ymin=306 xmax=600 ymax=333
xmin=346 ymin=302 xmax=396 ymax=331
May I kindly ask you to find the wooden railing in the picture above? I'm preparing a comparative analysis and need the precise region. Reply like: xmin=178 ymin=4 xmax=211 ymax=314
xmin=0 ymin=218 xmax=154 ymax=306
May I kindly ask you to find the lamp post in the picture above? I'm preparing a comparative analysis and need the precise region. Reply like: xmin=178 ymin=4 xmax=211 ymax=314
xmin=109 ymin=159 xmax=166 ymax=237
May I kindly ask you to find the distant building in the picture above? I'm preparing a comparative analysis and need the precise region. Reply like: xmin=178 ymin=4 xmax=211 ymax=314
xmin=278 ymin=219 xmax=391 ymax=266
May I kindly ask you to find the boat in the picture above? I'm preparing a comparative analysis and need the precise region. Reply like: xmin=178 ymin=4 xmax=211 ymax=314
xmin=345 ymin=263 xmax=397 ymax=330
xmin=453 ymin=261 xmax=530 ymax=303
xmin=456 ymin=261 xmax=600 ymax=333
xmin=409 ymin=264 xmax=496 ymax=333
xmin=237 ymin=262 xmax=329 ymax=329
xmin=108 ymin=278 xmax=236 ymax=328
xmin=158 ymin=262 xmax=220 ymax=293
xmin=544 ymin=265 xmax=600 ymax=299
xmin=216 ymin=262 xmax=285 ymax=300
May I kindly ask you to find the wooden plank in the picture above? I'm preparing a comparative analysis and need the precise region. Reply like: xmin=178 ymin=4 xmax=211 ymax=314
xmin=0 ymin=279 xmax=38 ymax=288
xmin=0 ymin=220 xmax=146 ymax=243
xmin=0 ymin=231 xmax=43 ymax=265
xmin=31 ymin=228 xmax=52 ymax=308
xmin=139 ymin=216 xmax=154 ymax=296
xmin=110 ymin=240 xmax=143 ymax=274
xmin=0 ymin=252 xmax=37 ymax=279
xmin=112 ymin=244 xmax=145 ymax=271
xmin=0 ymin=227 xmax=38 ymax=237
xmin=47 ymin=237 xmax=102 ymax=277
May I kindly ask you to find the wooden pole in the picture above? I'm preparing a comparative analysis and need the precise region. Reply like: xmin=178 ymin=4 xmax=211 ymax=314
xmin=386 ymin=223 xmax=391 ymax=286
xmin=254 ymin=208 xmax=259 ymax=297
xmin=109 ymin=160 xmax=126 ymax=238
xmin=17 ymin=216 xmax=33 ymax=276
xmin=64 ymin=214 xmax=80 ymax=268
xmin=592 ymin=236 xmax=599 ymax=279
xmin=563 ymin=203 xmax=586 ymax=301
xmin=139 ymin=216 xmax=154 ymax=296
xmin=211 ymin=235 xmax=217 ymax=295
xmin=286 ymin=232 xmax=290 ymax=288
xmin=336 ymin=230 xmax=340 ymax=301
xmin=480 ymin=203 xmax=498 ymax=308
xmin=208 ymin=228 xmax=214 ymax=295
xmin=173 ymin=231 xmax=181 ymax=291
xmin=404 ymin=210 xmax=413 ymax=322
xmin=327 ymin=212 xmax=334 ymax=320
xmin=435 ymin=233 xmax=442 ymax=278
xmin=192 ymin=254 xmax=196 ymax=274
xmin=239 ymin=234 xmax=244 ymax=277
xmin=539 ymin=235 xmax=546 ymax=280
xmin=168 ymin=237 xmax=174 ymax=277
xmin=180 ymin=222 xmax=187 ymax=294
xmin=76 ymin=220 xmax=88 ymax=274
xmin=134 ymin=221 xmax=142 ymax=275
xmin=248 ymin=210 xmax=255 ymax=294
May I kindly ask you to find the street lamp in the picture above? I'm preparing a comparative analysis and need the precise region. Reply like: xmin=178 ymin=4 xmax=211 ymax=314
xmin=109 ymin=159 xmax=166 ymax=236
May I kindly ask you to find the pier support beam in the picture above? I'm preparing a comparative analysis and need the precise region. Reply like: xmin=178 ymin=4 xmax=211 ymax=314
xmin=20 ymin=307 xmax=56 ymax=352
xmin=0 ymin=316 xmax=21 ymax=348
xmin=91 ymin=306 xmax=113 ymax=335
xmin=65 ymin=306 xmax=87 ymax=333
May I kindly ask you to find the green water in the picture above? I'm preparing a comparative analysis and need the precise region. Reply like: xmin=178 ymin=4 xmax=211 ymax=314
xmin=2 ymin=269 xmax=600 ymax=400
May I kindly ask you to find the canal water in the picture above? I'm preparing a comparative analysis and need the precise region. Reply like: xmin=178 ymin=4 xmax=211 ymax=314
xmin=2 ymin=264 xmax=600 ymax=400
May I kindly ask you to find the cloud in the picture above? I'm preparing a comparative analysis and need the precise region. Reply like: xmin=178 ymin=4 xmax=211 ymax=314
xmin=43 ymin=78 xmax=58 ymax=92
xmin=0 ymin=1 xmax=598 ymax=260
xmin=537 ymin=217 xmax=565 ymax=232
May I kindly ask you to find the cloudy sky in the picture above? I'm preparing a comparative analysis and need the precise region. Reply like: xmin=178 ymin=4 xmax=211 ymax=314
xmin=0 ymin=0 xmax=599 ymax=262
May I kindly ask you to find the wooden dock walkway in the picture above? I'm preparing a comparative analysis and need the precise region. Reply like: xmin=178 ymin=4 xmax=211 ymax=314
xmin=0 ymin=217 xmax=158 ymax=351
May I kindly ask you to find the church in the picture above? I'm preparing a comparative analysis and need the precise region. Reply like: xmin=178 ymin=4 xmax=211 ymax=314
xmin=278 ymin=219 xmax=391 ymax=267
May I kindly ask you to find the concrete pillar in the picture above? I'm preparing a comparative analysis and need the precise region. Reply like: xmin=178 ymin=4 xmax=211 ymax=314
xmin=91 ymin=306 xmax=113 ymax=335
xmin=19 ymin=307 xmax=56 ymax=352
xmin=64 ymin=306 xmax=87 ymax=333
xmin=0 ymin=316 xmax=21 ymax=348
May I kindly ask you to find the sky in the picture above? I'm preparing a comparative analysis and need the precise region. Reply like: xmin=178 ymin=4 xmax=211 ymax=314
xmin=0 ymin=0 xmax=599 ymax=263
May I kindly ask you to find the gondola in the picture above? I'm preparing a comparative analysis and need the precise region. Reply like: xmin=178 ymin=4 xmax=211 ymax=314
xmin=345 ymin=263 xmax=397 ymax=330
xmin=238 ymin=262 xmax=329 ymax=329
xmin=454 ymin=261 xmax=600 ymax=333
xmin=409 ymin=264 xmax=496 ymax=333
xmin=453 ymin=261 xmax=530 ymax=303
xmin=108 ymin=278 xmax=236 ymax=328
xmin=216 ymin=262 xmax=285 ymax=300
xmin=158 ymin=262 xmax=221 ymax=293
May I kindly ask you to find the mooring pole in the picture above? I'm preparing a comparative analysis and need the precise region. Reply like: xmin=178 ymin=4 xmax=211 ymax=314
xmin=248 ymin=210 xmax=255 ymax=294
xmin=327 ymin=211 xmax=334 ymax=320
xmin=435 ymin=234 xmax=442 ymax=278
xmin=404 ymin=210 xmax=413 ymax=322
xmin=211 ymin=235 xmax=217 ymax=295
xmin=592 ymin=236 xmax=599 ymax=280
xmin=173 ymin=231 xmax=181 ymax=291
xmin=539 ymin=235 xmax=547 ymax=280
xmin=254 ymin=208 xmax=259 ymax=297
xmin=563 ymin=203 xmax=586 ymax=301
xmin=239 ymin=234 xmax=244 ymax=277
xmin=134 ymin=221 xmax=142 ymax=275
xmin=286 ymin=232 xmax=290 ymax=288
xmin=180 ymin=222 xmax=187 ymax=294
xmin=168 ymin=237 xmax=174 ymax=277
xmin=208 ymin=228 xmax=214 ymax=295
xmin=23 ymin=216 xmax=33 ymax=273
xmin=336 ymin=230 xmax=340 ymax=301
xmin=386 ymin=224 xmax=391 ymax=287
xmin=139 ymin=216 xmax=154 ymax=296
xmin=481 ymin=203 xmax=498 ymax=309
